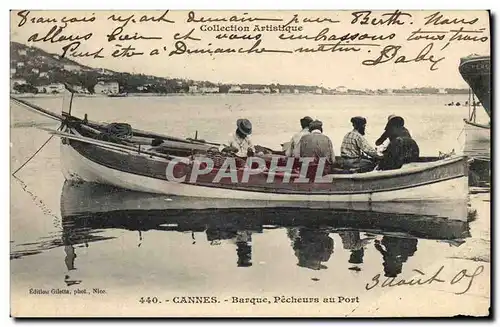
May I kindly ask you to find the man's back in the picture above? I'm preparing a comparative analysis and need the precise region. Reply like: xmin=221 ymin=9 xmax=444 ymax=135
xmin=300 ymin=132 xmax=335 ymax=163
xmin=341 ymin=129 xmax=378 ymax=159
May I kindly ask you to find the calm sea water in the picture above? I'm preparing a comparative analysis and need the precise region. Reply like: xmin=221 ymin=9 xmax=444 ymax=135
xmin=10 ymin=94 xmax=490 ymax=313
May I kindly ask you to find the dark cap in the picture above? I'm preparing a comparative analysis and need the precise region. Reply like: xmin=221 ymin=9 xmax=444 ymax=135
xmin=309 ymin=120 xmax=323 ymax=131
xmin=351 ymin=116 xmax=367 ymax=126
xmin=300 ymin=116 xmax=314 ymax=128
xmin=387 ymin=114 xmax=405 ymax=127
xmin=237 ymin=118 xmax=252 ymax=135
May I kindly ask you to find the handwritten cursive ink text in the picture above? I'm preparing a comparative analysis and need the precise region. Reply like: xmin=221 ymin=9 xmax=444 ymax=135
xmin=362 ymin=43 xmax=445 ymax=71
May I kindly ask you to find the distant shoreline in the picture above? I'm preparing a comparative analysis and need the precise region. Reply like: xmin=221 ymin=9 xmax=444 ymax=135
xmin=10 ymin=92 xmax=469 ymax=99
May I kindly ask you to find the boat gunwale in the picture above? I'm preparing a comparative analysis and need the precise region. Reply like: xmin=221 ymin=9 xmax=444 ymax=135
xmin=464 ymin=118 xmax=490 ymax=129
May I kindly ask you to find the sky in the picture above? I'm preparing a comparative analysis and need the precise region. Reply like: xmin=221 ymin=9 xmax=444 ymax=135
xmin=10 ymin=10 xmax=491 ymax=89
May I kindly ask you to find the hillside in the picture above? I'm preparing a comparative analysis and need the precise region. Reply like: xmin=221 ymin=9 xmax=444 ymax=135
xmin=10 ymin=41 xmax=189 ymax=93
xmin=10 ymin=42 xmax=469 ymax=96
xmin=10 ymin=41 xmax=93 ymax=71
xmin=9 ymin=41 xmax=326 ymax=95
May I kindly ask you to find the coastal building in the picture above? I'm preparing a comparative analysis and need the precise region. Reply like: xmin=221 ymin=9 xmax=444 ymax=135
xmin=10 ymin=78 xmax=27 ymax=91
xmin=11 ymin=78 xmax=27 ymax=85
xmin=260 ymin=87 xmax=271 ymax=94
xmin=315 ymin=88 xmax=323 ymax=94
xmin=272 ymin=88 xmax=280 ymax=94
xmin=39 ymin=72 xmax=49 ymax=78
xmin=280 ymin=89 xmax=291 ymax=94
xmin=63 ymin=64 xmax=81 ymax=72
xmin=336 ymin=86 xmax=348 ymax=93
xmin=18 ymin=49 xmax=27 ymax=56
xmin=36 ymin=86 xmax=47 ymax=93
xmin=199 ymin=86 xmax=220 ymax=93
xmin=293 ymin=89 xmax=300 ymax=94
xmin=94 ymin=81 xmax=119 ymax=94
xmin=438 ymin=88 xmax=447 ymax=94
xmin=31 ymin=68 xmax=39 ymax=74
xmin=229 ymin=85 xmax=242 ymax=93
xmin=16 ymin=62 xmax=25 ymax=68
xmin=189 ymin=85 xmax=199 ymax=93
xmin=46 ymin=83 xmax=66 ymax=93
xmin=98 ymin=68 xmax=115 ymax=76
xmin=70 ymin=85 xmax=86 ymax=93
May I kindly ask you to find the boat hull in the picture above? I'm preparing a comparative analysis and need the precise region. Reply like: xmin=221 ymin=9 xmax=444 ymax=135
xmin=60 ymin=139 xmax=469 ymax=203
xmin=459 ymin=55 xmax=491 ymax=116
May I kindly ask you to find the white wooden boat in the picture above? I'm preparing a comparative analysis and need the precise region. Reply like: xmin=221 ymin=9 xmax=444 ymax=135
xmin=11 ymin=94 xmax=470 ymax=205
xmin=58 ymin=123 xmax=469 ymax=204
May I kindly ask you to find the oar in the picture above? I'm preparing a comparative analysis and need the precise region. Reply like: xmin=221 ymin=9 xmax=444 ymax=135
xmin=44 ymin=128 xmax=192 ymax=163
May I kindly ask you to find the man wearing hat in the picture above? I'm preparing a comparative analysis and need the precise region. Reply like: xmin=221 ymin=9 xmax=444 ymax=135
xmin=375 ymin=114 xmax=412 ymax=147
xmin=340 ymin=116 xmax=381 ymax=172
xmin=224 ymin=118 xmax=255 ymax=157
xmin=375 ymin=115 xmax=420 ymax=170
xmin=285 ymin=116 xmax=313 ymax=158
xmin=299 ymin=120 xmax=336 ymax=167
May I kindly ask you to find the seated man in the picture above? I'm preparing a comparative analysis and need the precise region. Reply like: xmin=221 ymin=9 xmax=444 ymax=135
xmin=375 ymin=115 xmax=412 ymax=146
xmin=340 ymin=116 xmax=381 ymax=173
xmin=222 ymin=118 xmax=255 ymax=157
xmin=285 ymin=116 xmax=313 ymax=158
xmin=375 ymin=115 xmax=420 ymax=170
xmin=299 ymin=120 xmax=336 ymax=176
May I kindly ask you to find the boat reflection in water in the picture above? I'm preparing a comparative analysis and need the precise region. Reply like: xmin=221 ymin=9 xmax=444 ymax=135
xmin=55 ymin=181 xmax=472 ymax=283
xmin=287 ymin=227 xmax=334 ymax=270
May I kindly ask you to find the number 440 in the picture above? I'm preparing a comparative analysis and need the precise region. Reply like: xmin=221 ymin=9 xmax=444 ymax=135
xmin=139 ymin=297 xmax=161 ymax=304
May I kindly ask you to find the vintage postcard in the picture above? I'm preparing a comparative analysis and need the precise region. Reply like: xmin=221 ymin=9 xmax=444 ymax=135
xmin=9 ymin=9 xmax=491 ymax=317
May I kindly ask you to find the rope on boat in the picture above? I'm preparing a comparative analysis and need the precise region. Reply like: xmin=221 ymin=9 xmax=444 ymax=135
xmin=96 ymin=122 xmax=133 ymax=143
